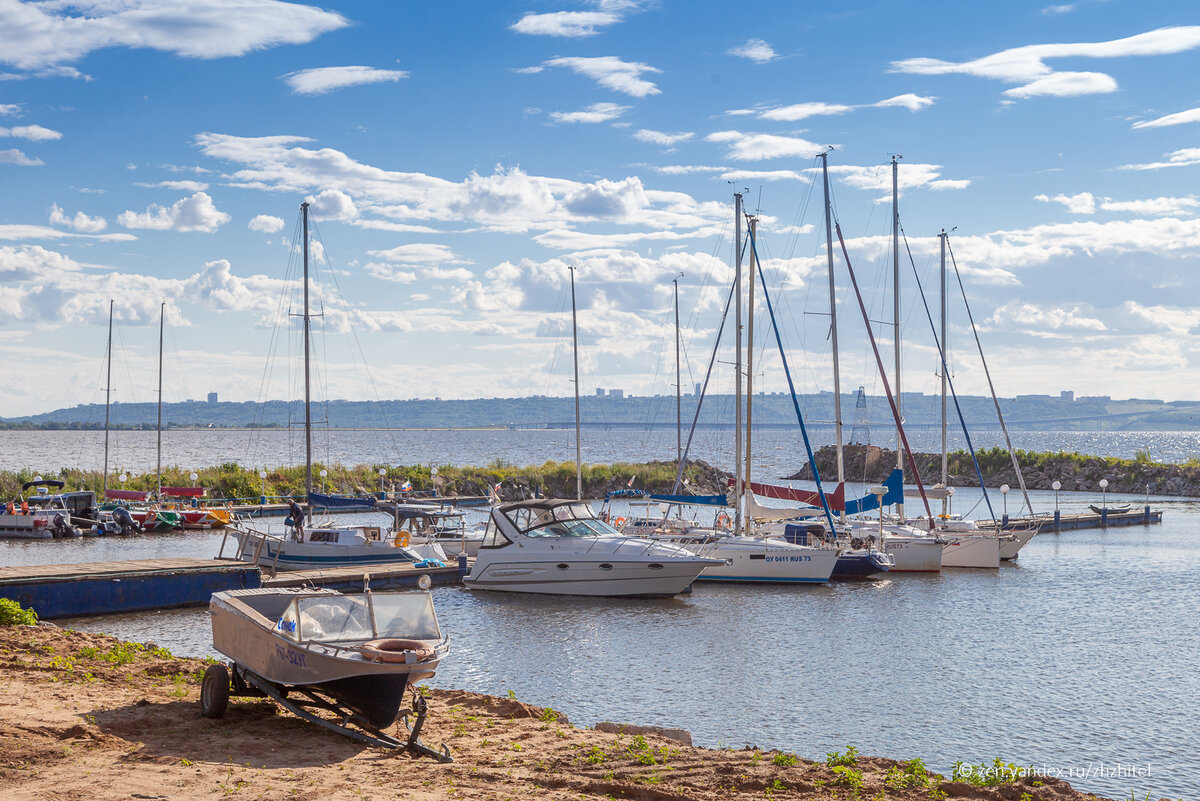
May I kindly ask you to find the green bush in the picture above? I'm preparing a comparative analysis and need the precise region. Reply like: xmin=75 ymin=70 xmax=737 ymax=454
xmin=0 ymin=598 xmax=38 ymax=626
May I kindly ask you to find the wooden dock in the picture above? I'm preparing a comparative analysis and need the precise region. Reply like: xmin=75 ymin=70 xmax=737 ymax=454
xmin=262 ymin=557 xmax=469 ymax=593
xmin=0 ymin=558 xmax=260 ymax=619
xmin=983 ymin=506 xmax=1163 ymax=532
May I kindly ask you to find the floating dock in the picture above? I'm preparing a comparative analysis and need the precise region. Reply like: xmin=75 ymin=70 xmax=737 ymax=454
xmin=984 ymin=506 xmax=1163 ymax=532
xmin=261 ymin=557 xmax=469 ymax=592
xmin=0 ymin=558 xmax=260 ymax=619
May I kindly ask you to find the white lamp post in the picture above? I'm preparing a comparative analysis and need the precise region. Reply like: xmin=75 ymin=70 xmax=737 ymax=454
xmin=1000 ymin=483 xmax=1010 ymax=519
xmin=190 ymin=471 xmax=198 ymax=487
xmin=119 ymin=473 xmax=127 ymax=486
xmin=259 ymin=470 xmax=267 ymax=498
xmin=378 ymin=467 xmax=387 ymax=494
xmin=1052 ymin=480 xmax=1061 ymax=512
xmin=319 ymin=469 xmax=328 ymax=493
xmin=1099 ymin=478 xmax=1108 ymax=511
xmin=869 ymin=485 xmax=888 ymax=541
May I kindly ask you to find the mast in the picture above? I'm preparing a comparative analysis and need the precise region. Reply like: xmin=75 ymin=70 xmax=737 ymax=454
xmin=569 ymin=264 xmax=582 ymax=500
xmin=156 ymin=301 xmax=164 ymax=498
xmin=744 ymin=213 xmax=757 ymax=536
xmin=733 ymin=193 xmax=744 ymax=533
xmin=939 ymin=230 xmax=949 ymax=516
xmin=302 ymin=201 xmax=313 ymax=497
xmin=103 ymin=300 xmax=113 ymax=497
xmin=892 ymin=155 xmax=904 ymax=519
xmin=674 ymin=273 xmax=682 ymax=469
xmin=821 ymin=152 xmax=845 ymax=518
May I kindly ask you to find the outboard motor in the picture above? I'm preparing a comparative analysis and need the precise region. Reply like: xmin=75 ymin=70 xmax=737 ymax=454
xmin=112 ymin=505 xmax=144 ymax=535
xmin=52 ymin=513 xmax=80 ymax=538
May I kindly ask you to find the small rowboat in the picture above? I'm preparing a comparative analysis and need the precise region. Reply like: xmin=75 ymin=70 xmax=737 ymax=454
xmin=202 ymin=581 xmax=451 ymax=759
xmin=1089 ymin=503 xmax=1134 ymax=515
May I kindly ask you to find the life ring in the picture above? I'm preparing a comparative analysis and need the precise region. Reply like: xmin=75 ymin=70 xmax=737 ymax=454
xmin=613 ymin=516 xmax=627 ymax=529
xmin=714 ymin=511 xmax=732 ymax=530
xmin=394 ymin=531 xmax=411 ymax=548
xmin=360 ymin=638 xmax=435 ymax=664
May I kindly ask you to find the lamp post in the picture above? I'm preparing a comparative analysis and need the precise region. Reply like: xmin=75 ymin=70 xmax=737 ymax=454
xmin=378 ymin=467 xmax=387 ymax=495
xmin=1099 ymin=478 xmax=1108 ymax=514
xmin=190 ymin=471 xmax=198 ymax=487
xmin=259 ymin=470 xmax=267 ymax=500
xmin=870 ymin=485 xmax=888 ymax=542
xmin=1000 ymin=483 xmax=1010 ymax=524
xmin=118 ymin=473 xmax=127 ymax=487
xmin=319 ymin=469 xmax=328 ymax=493
xmin=1052 ymin=480 xmax=1061 ymax=512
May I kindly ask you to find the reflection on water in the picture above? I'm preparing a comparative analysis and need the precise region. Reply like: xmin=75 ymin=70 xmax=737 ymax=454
xmin=27 ymin=489 xmax=1196 ymax=798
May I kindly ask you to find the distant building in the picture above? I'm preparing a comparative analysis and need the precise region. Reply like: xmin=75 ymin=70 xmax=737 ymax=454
xmin=1079 ymin=395 xmax=1111 ymax=402
xmin=1015 ymin=394 xmax=1052 ymax=402
xmin=1060 ymin=390 xmax=1074 ymax=402
xmin=610 ymin=389 xmax=624 ymax=399
xmin=596 ymin=388 xmax=606 ymax=397
xmin=207 ymin=392 xmax=218 ymax=404
xmin=695 ymin=383 xmax=702 ymax=397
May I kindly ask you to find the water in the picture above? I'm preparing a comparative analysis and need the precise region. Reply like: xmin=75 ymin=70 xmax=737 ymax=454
xmin=3 ymin=429 xmax=1198 ymax=798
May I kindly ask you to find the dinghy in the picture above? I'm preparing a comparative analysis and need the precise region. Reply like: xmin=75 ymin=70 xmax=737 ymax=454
xmin=202 ymin=580 xmax=451 ymax=759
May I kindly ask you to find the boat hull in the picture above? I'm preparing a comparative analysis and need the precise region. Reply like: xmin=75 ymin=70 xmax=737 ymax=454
xmin=465 ymin=557 xmax=707 ymax=597
xmin=882 ymin=536 xmax=943 ymax=572
xmin=831 ymin=551 xmax=892 ymax=579
xmin=941 ymin=535 xmax=1001 ymax=568
xmin=235 ymin=533 xmax=416 ymax=570
xmin=999 ymin=529 xmax=1036 ymax=560
xmin=693 ymin=539 xmax=838 ymax=583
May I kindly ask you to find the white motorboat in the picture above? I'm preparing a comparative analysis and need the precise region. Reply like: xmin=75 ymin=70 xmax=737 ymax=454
xmin=396 ymin=504 xmax=485 ymax=557
xmin=1 ymin=480 xmax=86 ymax=539
xmin=465 ymin=499 xmax=722 ymax=597
xmin=204 ymin=584 xmax=451 ymax=758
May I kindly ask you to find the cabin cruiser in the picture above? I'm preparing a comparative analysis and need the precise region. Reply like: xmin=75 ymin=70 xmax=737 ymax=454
xmin=1 ymin=480 xmax=88 ymax=538
xmin=465 ymin=498 xmax=722 ymax=597
xmin=203 ymin=583 xmax=451 ymax=759
xmin=396 ymin=504 xmax=486 ymax=557
xmin=224 ymin=513 xmax=448 ymax=572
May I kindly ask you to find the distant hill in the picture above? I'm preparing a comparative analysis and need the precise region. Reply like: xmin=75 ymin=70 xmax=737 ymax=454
xmin=5 ymin=392 xmax=1200 ymax=431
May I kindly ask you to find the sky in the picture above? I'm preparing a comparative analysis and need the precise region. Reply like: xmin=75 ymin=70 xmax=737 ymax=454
xmin=3 ymin=0 xmax=1200 ymax=419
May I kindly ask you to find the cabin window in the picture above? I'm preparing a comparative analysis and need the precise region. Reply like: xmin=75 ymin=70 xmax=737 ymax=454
xmin=480 ymin=517 xmax=510 ymax=548
xmin=295 ymin=595 xmax=372 ymax=642
xmin=371 ymin=594 xmax=441 ymax=640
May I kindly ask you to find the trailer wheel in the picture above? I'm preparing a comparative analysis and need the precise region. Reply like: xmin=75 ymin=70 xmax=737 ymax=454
xmin=200 ymin=664 xmax=230 ymax=718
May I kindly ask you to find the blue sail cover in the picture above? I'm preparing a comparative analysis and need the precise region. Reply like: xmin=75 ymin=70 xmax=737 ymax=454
xmin=307 ymin=492 xmax=377 ymax=510
xmin=647 ymin=493 xmax=729 ymax=506
xmin=842 ymin=469 xmax=903 ymax=516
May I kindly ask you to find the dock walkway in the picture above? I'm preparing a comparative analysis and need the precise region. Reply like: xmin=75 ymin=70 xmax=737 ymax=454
xmin=984 ymin=506 xmax=1162 ymax=532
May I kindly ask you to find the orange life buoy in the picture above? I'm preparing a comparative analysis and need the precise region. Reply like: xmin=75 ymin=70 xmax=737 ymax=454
xmin=714 ymin=511 xmax=732 ymax=530
xmin=360 ymin=638 xmax=435 ymax=663
xmin=613 ymin=516 xmax=627 ymax=529
xmin=394 ymin=531 xmax=411 ymax=548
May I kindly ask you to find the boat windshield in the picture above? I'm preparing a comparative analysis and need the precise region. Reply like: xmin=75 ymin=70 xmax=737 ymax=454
xmin=507 ymin=503 xmax=619 ymax=538
xmin=276 ymin=593 xmax=441 ymax=643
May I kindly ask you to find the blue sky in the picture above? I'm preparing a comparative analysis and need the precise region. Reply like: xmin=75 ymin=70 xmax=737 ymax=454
xmin=3 ymin=0 xmax=1200 ymax=418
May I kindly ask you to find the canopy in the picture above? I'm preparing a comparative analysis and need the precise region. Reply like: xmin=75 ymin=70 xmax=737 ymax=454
xmin=307 ymin=492 xmax=377 ymax=510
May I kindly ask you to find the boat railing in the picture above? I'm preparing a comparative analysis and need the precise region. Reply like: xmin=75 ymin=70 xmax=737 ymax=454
xmin=218 ymin=524 xmax=286 ymax=576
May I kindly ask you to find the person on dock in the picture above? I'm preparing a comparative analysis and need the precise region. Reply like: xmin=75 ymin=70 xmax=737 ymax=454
xmin=286 ymin=498 xmax=306 ymax=542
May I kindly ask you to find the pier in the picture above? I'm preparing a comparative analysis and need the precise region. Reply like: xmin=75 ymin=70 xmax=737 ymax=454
xmin=985 ymin=506 xmax=1163 ymax=532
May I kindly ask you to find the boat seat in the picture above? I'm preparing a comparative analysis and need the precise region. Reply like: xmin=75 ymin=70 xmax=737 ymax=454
xmin=360 ymin=638 xmax=437 ymax=664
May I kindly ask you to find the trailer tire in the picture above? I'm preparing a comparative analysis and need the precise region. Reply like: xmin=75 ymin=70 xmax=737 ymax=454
xmin=200 ymin=664 xmax=230 ymax=718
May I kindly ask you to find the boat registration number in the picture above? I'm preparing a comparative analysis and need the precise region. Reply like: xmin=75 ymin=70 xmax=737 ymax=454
xmin=274 ymin=643 xmax=307 ymax=668
xmin=766 ymin=555 xmax=811 ymax=562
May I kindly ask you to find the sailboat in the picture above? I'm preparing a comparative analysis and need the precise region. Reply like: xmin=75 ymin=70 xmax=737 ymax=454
xmin=228 ymin=202 xmax=445 ymax=571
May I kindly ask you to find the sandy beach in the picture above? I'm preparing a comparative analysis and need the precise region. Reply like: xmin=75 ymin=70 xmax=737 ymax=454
xmin=0 ymin=622 xmax=1117 ymax=801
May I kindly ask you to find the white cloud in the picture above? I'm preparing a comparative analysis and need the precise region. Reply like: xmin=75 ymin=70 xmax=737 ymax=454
xmin=142 ymin=179 xmax=210 ymax=191
xmin=0 ymin=0 xmax=349 ymax=72
xmin=728 ymin=39 xmax=777 ymax=63
xmin=117 ymin=192 xmax=231 ymax=232
xmin=652 ymin=164 xmax=726 ymax=175
xmin=872 ymin=93 xmax=936 ymax=111
xmin=0 ymin=224 xmax=133 ymax=242
xmin=248 ymin=214 xmax=285 ymax=233
xmin=823 ymin=162 xmax=969 ymax=194
xmin=1119 ymin=147 xmax=1200 ymax=171
xmin=541 ymin=56 xmax=661 ymax=97
xmin=891 ymin=26 xmax=1200 ymax=100
xmin=633 ymin=129 xmax=694 ymax=146
xmin=307 ymin=188 xmax=358 ymax=221
xmin=1034 ymin=191 xmax=1097 ymax=214
xmin=550 ymin=102 xmax=630 ymax=124
xmin=759 ymin=102 xmax=853 ymax=121
xmin=1100 ymin=196 xmax=1200 ymax=216
xmin=367 ymin=243 xmax=468 ymax=264
xmin=48 ymin=203 xmax=106 ymax=233
xmin=1042 ymin=4 xmax=1075 ymax=13
xmin=1132 ymin=107 xmax=1200 ymax=129
xmin=991 ymin=302 xmax=1107 ymax=332
xmin=0 ymin=148 xmax=42 ymax=166
xmin=720 ymin=169 xmax=806 ymax=182
xmin=282 ymin=66 xmax=408 ymax=95
xmin=0 ymin=104 xmax=20 ymax=115
xmin=0 ymin=124 xmax=61 ymax=141
xmin=510 ymin=11 xmax=621 ymax=37
xmin=705 ymin=130 xmax=825 ymax=161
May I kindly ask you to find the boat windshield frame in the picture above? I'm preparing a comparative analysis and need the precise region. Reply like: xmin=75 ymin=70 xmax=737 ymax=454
xmin=274 ymin=591 xmax=441 ymax=644
xmin=503 ymin=502 xmax=619 ymax=539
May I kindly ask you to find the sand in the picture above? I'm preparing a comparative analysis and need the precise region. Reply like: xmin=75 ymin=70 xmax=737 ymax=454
xmin=0 ymin=623 xmax=1114 ymax=801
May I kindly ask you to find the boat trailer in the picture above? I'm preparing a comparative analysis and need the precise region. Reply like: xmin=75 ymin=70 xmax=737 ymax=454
xmin=200 ymin=661 xmax=452 ymax=762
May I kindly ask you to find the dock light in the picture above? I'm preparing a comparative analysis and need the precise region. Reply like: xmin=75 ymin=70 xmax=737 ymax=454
xmin=1100 ymin=478 xmax=1109 ymax=511
xmin=1052 ymin=480 xmax=1061 ymax=512
xmin=319 ymin=468 xmax=328 ymax=492
xmin=119 ymin=473 xmax=127 ymax=485
xmin=33 ymin=475 xmax=42 ymax=482
xmin=1000 ymin=483 xmax=1010 ymax=518
xmin=430 ymin=466 xmax=438 ymax=477
xmin=190 ymin=471 xmax=198 ymax=487
xmin=259 ymin=470 xmax=267 ymax=497
xmin=869 ymin=485 xmax=888 ymax=538
xmin=379 ymin=467 xmax=387 ymax=493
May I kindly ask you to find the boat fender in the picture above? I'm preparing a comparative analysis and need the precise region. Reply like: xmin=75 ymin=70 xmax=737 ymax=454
xmin=361 ymin=638 xmax=435 ymax=664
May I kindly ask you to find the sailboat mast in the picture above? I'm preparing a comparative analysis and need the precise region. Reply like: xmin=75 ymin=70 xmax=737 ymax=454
xmin=733 ymin=193 xmax=744 ymax=533
xmin=744 ymin=214 xmax=757 ymax=537
xmin=156 ymin=301 xmax=164 ymax=497
xmin=302 ymin=201 xmax=313 ymax=497
xmin=939 ymin=230 xmax=948 ymax=516
xmin=103 ymin=300 xmax=113 ymax=497
xmin=821 ymin=153 xmax=845 ymax=512
xmin=892 ymin=155 xmax=903 ymax=519
xmin=569 ymin=264 xmax=582 ymax=500
xmin=673 ymin=273 xmax=682 ymax=468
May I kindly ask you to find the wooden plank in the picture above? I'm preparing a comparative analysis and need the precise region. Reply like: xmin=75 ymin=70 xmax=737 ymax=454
xmin=0 ymin=558 xmax=247 ymax=584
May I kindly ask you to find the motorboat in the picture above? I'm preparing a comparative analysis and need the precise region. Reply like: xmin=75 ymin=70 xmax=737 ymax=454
xmin=394 ymin=504 xmax=485 ymax=557
xmin=223 ymin=517 xmax=447 ymax=572
xmin=203 ymin=583 xmax=451 ymax=759
xmin=465 ymin=498 xmax=722 ymax=597
xmin=1 ymin=480 xmax=86 ymax=539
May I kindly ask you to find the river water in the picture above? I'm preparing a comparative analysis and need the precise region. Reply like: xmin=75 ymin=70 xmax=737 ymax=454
xmin=1 ymin=429 xmax=1196 ymax=799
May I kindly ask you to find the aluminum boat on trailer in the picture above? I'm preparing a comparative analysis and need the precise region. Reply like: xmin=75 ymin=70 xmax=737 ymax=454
xmin=202 ymin=582 xmax=451 ymax=759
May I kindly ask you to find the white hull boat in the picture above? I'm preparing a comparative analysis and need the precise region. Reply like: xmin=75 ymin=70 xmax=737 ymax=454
xmin=226 ymin=522 xmax=447 ymax=572
xmin=466 ymin=499 xmax=721 ymax=597
xmin=999 ymin=528 xmax=1036 ymax=560
xmin=205 ymin=585 xmax=451 ymax=759
xmin=941 ymin=534 xmax=1001 ymax=568
xmin=668 ymin=530 xmax=838 ymax=583
xmin=881 ymin=535 xmax=944 ymax=572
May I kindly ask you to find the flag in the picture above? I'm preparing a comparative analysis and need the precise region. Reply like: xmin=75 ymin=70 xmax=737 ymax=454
xmin=627 ymin=475 xmax=637 ymax=488
xmin=400 ymin=480 xmax=412 ymax=492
